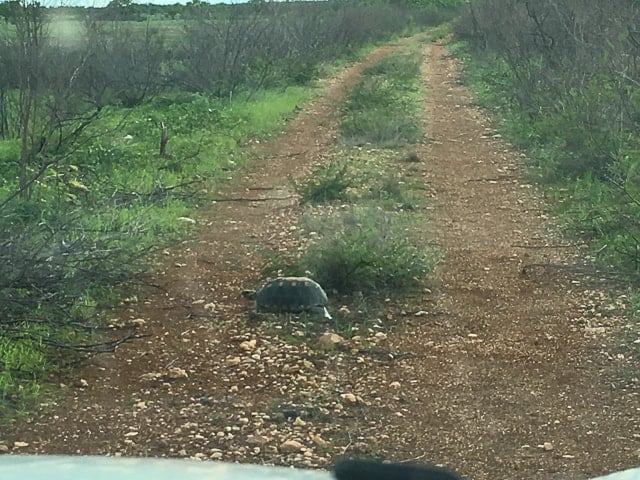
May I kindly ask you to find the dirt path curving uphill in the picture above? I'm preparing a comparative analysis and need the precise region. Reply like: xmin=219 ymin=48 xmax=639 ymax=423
xmin=2 ymin=39 xmax=638 ymax=480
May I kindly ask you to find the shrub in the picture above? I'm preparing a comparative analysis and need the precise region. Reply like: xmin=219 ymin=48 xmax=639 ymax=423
xmin=294 ymin=160 xmax=354 ymax=204
xmin=340 ymin=110 xmax=423 ymax=147
xmin=298 ymin=206 xmax=437 ymax=295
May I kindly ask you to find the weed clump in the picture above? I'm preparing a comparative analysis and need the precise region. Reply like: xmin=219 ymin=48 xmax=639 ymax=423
xmin=266 ymin=206 xmax=437 ymax=296
xmin=339 ymin=50 xmax=424 ymax=148
xmin=295 ymin=149 xmax=422 ymax=211
xmin=294 ymin=161 xmax=354 ymax=204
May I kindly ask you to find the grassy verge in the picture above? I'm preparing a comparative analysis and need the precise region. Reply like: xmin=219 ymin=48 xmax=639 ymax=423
xmin=447 ymin=39 xmax=640 ymax=274
xmin=263 ymin=42 xmax=438 ymax=339
xmin=0 ymin=86 xmax=313 ymax=417
xmin=339 ymin=47 xmax=424 ymax=147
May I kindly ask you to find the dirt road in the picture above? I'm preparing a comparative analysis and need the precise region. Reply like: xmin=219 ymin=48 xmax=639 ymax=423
xmin=2 ymin=39 xmax=638 ymax=480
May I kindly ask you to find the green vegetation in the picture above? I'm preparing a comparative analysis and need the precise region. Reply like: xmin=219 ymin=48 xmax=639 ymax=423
xmin=452 ymin=1 xmax=640 ymax=365
xmin=300 ymin=206 xmax=435 ymax=295
xmin=0 ymin=0 xmax=461 ymax=416
xmin=268 ymin=44 xmax=436 ymax=303
xmin=294 ymin=160 xmax=354 ymax=204
xmin=453 ymin=2 xmax=640 ymax=274
xmin=294 ymin=148 xmax=422 ymax=210
xmin=0 ymin=87 xmax=312 ymax=417
xmin=340 ymin=48 xmax=424 ymax=147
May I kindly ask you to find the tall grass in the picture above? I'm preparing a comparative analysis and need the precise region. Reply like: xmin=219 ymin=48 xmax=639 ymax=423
xmin=340 ymin=48 xmax=424 ymax=147
xmin=299 ymin=206 xmax=436 ymax=295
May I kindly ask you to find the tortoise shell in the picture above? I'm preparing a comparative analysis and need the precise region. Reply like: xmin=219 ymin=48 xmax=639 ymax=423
xmin=255 ymin=277 xmax=331 ymax=319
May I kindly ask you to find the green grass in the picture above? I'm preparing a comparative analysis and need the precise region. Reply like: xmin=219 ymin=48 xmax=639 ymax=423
xmin=0 ymin=141 xmax=19 ymax=185
xmin=234 ymin=88 xmax=314 ymax=137
xmin=339 ymin=47 xmax=424 ymax=147
xmin=424 ymin=22 xmax=454 ymax=42
xmin=294 ymin=160 xmax=354 ymax=204
xmin=0 ymin=85 xmax=314 ymax=417
xmin=295 ymin=147 xmax=422 ymax=211
xmin=269 ymin=44 xmax=435 ymax=303
xmin=0 ymin=86 xmax=313 ymax=217
xmin=298 ymin=206 xmax=437 ymax=295
xmin=0 ymin=334 xmax=46 ymax=417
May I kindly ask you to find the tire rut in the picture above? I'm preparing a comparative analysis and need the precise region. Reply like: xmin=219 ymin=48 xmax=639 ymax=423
xmin=2 ymin=39 xmax=638 ymax=480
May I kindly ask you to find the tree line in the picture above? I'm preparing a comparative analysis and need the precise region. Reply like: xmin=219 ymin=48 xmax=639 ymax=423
xmin=0 ymin=0 xmax=460 ymax=194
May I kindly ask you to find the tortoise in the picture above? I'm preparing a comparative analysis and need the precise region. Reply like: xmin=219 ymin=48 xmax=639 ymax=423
xmin=244 ymin=276 xmax=332 ymax=319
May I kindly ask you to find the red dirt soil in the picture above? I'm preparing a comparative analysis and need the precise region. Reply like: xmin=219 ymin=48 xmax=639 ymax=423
xmin=2 ymin=39 xmax=639 ymax=480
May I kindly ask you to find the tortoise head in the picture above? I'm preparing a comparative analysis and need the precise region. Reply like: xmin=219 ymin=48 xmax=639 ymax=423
xmin=241 ymin=289 xmax=257 ymax=300
xmin=309 ymin=305 xmax=332 ymax=320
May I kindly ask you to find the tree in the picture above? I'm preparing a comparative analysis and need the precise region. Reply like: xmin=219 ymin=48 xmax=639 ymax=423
xmin=0 ymin=0 xmax=20 ymax=23
xmin=13 ymin=0 xmax=46 ymax=199
xmin=101 ymin=0 xmax=144 ymax=21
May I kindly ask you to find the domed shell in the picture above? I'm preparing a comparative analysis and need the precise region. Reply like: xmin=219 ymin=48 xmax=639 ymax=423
xmin=255 ymin=277 xmax=331 ymax=319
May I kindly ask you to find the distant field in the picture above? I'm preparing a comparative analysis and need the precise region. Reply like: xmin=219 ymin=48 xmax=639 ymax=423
xmin=47 ymin=13 xmax=185 ymax=46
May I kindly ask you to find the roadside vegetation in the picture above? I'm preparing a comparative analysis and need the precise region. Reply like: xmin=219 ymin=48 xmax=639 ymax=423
xmin=0 ymin=0 xmax=463 ymax=416
xmin=340 ymin=50 xmax=424 ymax=147
xmin=452 ymin=1 xmax=640 ymax=361
xmin=265 ymin=42 xmax=439 ymax=339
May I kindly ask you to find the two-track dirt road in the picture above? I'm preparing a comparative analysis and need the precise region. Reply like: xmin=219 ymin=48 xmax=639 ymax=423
xmin=2 ymin=37 xmax=638 ymax=480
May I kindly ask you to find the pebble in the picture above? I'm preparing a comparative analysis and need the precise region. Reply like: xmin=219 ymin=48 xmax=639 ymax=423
xmin=167 ymin=367 xmax=189 ymax=379
xmin=340 ymin=393 xmax=358 ymax=403
xmin=317 ymin=332 xmax=345 ymax=346
xmin=226 ymin=357 xmax=242 ymax=366
xmin=280 ymin=439 xmax=305 ymax=452
xmin=239 ymin=339 xmax=257 ymax=351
